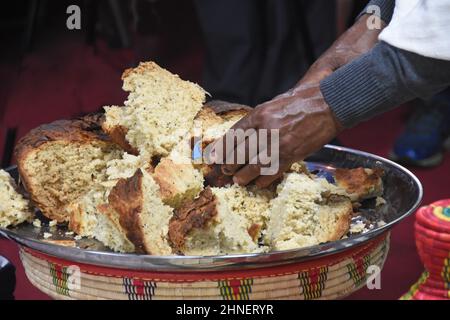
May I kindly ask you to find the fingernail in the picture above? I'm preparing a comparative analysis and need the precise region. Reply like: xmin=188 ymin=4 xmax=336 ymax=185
xmin=232 ymin=176 xmax=241 ymax=185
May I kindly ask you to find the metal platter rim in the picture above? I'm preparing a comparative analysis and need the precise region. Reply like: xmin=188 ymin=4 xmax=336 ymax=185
xmin=0 ymin=144 xmax=423 ymax=272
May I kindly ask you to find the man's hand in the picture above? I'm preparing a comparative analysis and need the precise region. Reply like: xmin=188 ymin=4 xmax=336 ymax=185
xmin=209 ymin=14 xmax=385 ymax=188
xmin=211 ymin=84 xmax=343 ymax=188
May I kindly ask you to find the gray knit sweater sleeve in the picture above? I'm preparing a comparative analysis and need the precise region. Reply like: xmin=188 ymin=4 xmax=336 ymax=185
xmin=357 ymin=0 xmax=395 ymax=24
xmin=320 ymin=41 xmax=450 ymax=128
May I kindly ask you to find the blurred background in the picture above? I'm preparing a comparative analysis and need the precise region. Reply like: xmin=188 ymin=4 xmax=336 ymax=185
xmin=0 ymin=0 xmax=449 ymax=300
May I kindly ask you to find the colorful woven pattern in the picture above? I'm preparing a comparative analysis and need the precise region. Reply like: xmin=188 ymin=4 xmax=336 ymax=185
xmin=402 ymin=199 xmax=450 ymax=300
xmin=20 ymin=234 xmax=389 ymax=300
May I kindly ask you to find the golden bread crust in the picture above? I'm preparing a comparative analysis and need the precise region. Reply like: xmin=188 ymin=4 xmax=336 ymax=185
xmin=14 ymin=114 xmax=119 ymax=222
xmin=15 ymin=114 xmax=111 ymax=162
xmin=334 ymin=167 xmax=384 ymax=201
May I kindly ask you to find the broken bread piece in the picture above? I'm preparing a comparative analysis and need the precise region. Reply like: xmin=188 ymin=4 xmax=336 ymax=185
xmin=14 ymin=114 xmax=123 ymax=222
xmin=0 ymin=169 xmax=33 ymax=228
xmin=67 ymin=153 xmax=145 ymax=252
xmin=334 ymin=167 xmax=384 ymax=202
xmin=267 ymin=173 xmax=352 ymax=251
xmin=169 ymin=185 xmax=272 ymax=256
xmin=103 ymin=61 xmax=206 ymax=159
xmin=152 ymin=138 xmax=203 ymax=209
xmin=67 ymin=188 xmax=135 ymax=253
xmin=107 ymin=168 xmax=174 ymax=255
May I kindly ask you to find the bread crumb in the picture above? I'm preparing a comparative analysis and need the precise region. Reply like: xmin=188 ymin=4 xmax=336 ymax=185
xmin=74 ymin=235 xmax=82 ymax=240
xmin=377 ymin=220 xmax=387 ymax=227
xmin=350 ymin=220 xmax=366 ymax=234
xmin=49 ymin=219 xmax=58 ymax=227
xmin=43 ymin=232 xmax=52 ymax=239
xmin=33 ymin=219 xmax=42 ymax=228
xmin=65 ymin=231 xmax=74 ymax=236
xmin=376 ymin=196 xmax=386 ymax=206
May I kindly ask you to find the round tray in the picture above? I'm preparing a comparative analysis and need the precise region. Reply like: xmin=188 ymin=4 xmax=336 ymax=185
xmin=0 ymin=145 xmax=422 ymax=272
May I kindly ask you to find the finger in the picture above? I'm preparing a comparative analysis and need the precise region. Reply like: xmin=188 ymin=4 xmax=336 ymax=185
xmin=254 ymin=162 xmax=291 ymax=189
xmin=221 ymin=130 xmax=259 ymax=175
xmin=210 ymin=113 xmax=255 ymax=165
xmin=232 ymin=163 xmax=262 ymax=186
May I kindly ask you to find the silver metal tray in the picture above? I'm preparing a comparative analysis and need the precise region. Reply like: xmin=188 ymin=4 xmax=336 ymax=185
xmin=0 ymin=145 xmax=422 ymax=271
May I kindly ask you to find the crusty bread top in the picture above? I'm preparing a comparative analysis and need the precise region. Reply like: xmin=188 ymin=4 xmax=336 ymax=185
xmin=14 ymin=114 xmax=112 ymax=162
xmin=168 ymin=187 xmax=218 ymax=253
xmin=334 ymin=167 xmax=384 ymax=201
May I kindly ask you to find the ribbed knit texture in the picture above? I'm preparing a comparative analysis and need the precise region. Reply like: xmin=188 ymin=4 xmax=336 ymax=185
xmin=357 ymin=0 xmax=395 ymax=24
xmin=320 ymin=41 xmax=450 ymax=128
xmin=320 ymin=54 xmax=389 ymax=128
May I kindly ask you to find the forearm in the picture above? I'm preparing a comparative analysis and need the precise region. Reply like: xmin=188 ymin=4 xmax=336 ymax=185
xmin=320 ymin=41 xmax=450 ymax=128
xmin=298 ymin=13 xmax=386 ymax=87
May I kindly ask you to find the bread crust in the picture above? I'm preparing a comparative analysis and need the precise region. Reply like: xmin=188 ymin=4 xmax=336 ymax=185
xmin=168 ymin=187 xmax=218 ymax=254
xmin=325 ymin=195 xmax=352 ymax=242
xmin=14 ymin=114 xmax=118 ymax=221
xmin=15 ymin=114 xmax=111 ymax=162
xmin=334 ymin=167 xmax=384 ymax=202
xmin=108 ymin=169 xmax=146 ymax=253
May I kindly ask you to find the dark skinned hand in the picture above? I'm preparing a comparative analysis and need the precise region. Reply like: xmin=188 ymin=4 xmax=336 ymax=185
xmin=209 ymin=14 xmax=386 ymax=188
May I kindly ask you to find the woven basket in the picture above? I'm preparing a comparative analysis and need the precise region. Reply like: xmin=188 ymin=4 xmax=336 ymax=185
xmin=401 ymin=200 xmax=450 ymax=300
xmin=20 ymin=233 xmax=389 ymax=300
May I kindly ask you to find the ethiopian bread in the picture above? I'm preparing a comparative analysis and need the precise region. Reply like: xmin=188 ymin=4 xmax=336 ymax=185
xmin=169 ymin=184 xmax=272 ymax=255
xmin=106 ymin=168 xmax=174 ymax=255
xmin=67 ymin=188 xmax=135 ymax=252
xmin=103 ymin=61 xmax=206 ymax=159
xmin=0 ymin=169 xmax=33 ymax=228
xmin=67 ymin=153 xmax=146 ymax=251
xmin=151 ymin=137 xmax=204 ymax=209
xmin=334 ymin=167 xmax=384 ymax=202
xmin=267 ymin=172 xmax=352 ymax=251
xmin=14 ymin=114 xmax=123 ymax=222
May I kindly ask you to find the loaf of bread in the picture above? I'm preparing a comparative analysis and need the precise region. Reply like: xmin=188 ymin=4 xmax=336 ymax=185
xmin=103 ymin=62 xmax=206 ymax=159
xmin=267 ymin=173 xmax=352 ymax=251
xmin=0 ymin=169 xmax=33 ymax=228
xmin=169 ymin=184 xmax=273 ymax=256
xmin=9 ymin=59 xmax=384 ymax=257
xmin=106 ymin=168 xmax=174 ymax=255
xmin=14 ymin=114 xmax=123 ymax=222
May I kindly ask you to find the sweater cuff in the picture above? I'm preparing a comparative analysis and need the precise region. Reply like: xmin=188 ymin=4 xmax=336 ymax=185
xmin=320 ymin=53 xmax=389 ymax=128
xmin=357 ymin=0 xmax=395 ymax=24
